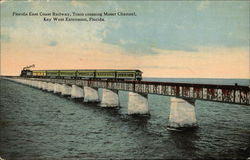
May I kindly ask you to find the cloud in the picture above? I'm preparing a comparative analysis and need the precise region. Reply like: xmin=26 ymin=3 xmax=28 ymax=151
xmin=71 ymin=0 xmax=87 ymax=7
xmin=151 ymin=48 xmax=196 ymax=55
xmin=119 ymin=39 xmax=135 ymax=45
xmin=48 ymin=41 xmax=57 ymax=47
xmin=0 ymin=0 xmax=7 ymax=4
xmin=0 ymin=34 xmax=10 ymax=43
xmin=134 ymin=65 xmax=185 ymax=70
xmin=197 ymin=1 xmax=210 ymax=11
xmin=1 ymin=37 xmax=249 ymax=78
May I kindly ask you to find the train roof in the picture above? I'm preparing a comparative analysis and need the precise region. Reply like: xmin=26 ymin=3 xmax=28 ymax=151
xmin=30 ymin=69 xmax=143 ymax=72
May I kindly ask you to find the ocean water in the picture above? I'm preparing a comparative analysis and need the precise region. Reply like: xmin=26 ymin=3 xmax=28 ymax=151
xmin=144 ymin=77 xmax=250 ymax=86
xmin=0 ymin=78 xmax=250 ymax=159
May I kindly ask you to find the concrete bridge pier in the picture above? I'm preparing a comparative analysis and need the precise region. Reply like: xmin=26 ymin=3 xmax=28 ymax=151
xmin=25 ymin=80 xmax=30 ymax=86
xmin=42 ymin=82 xmax=48 ymax=90
xmin=34 ymin=81 xmax=40 ymax=88
xmin=99 ymin=89 xmax=119 ymax=107
xmin=22 ymin=79 xmax=27 ymax=85
xmin=20 ymin=79 xmax=26 ymax=85
xmin=18 ymin=79 xmax=24 ymax=84
xmin=83 ymin=87 xmax=99 ymax=102
xmin=38 ymin=81 xmax=42 ymax=89
xmin=53 ymin=83 xmax=63 ymax=94
xmin=27 ymin=80 xmax=32 ymax=86
xmin=31 ymin=81 xmax=36 ymax=87
xmin=71 ymin=85 xmax=84 ymax=99
xmin=168 ymin=97 xmax=197 ymax=129
xmin=128 ymin=92 xmax=149 ymax=114
xmin=26 ymin=80 xmax=31 ymax=85
xmin=47 ymin=82 xmax=54 ymax=92
xmin=40 ymin=82 xmax=45 ymax=90
xmin=38 ymin=81 xmax=43 ymax=89
xmin=32 ymin=81 xmax=37 ymax=88
xmin=61 ymin=84 xmax=72 ymax=96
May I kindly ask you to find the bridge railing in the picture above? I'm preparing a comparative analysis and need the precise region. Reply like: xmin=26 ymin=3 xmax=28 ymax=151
xmin=27 ymin=78 xmax=250 ymax=105
xmin=85 ymin=80 xmax=250 ymax=105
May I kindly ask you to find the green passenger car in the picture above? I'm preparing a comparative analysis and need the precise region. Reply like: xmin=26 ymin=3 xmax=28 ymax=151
xmin=46 ymin=70 xmax=59 ymax=78
xmin=77 ymin=70 xmax=95 ymax=79
xmin=116 ymin=71 xmax=135 ymax=79
xmin=116 ymin=70 xmax=142 ymax=80
xmin=32 ymin=70 xmax=46 ymax=77
xmin=96 ymin=70 xmax=116 ymax=79
xmin=59 ymin=70 xmax=77 ymax=78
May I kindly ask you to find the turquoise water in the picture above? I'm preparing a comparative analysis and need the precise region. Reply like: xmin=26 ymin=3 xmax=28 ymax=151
xmin=0 ymin=78 xmax=249 ymax=159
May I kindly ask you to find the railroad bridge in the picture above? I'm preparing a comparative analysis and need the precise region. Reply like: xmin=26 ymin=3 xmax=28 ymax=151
xmin=3 ymin=77 xmax=250 ymax=129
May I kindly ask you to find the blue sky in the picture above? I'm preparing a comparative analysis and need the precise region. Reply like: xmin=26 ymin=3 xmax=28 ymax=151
xmin=103 ymin=1 xmax=249 ymax=54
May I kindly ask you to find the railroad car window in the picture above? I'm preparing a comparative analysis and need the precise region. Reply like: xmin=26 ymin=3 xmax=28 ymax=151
xmin=61 ymin=72 xmax=75 ymax=75
xmin=97 ymin=72 xmax=115 ymax=76
xmin=117 ymin=73 xmax=134 ymax=77
xmin=48 ymin=72 xmax=58 ymax=75
xmin=78 ymin=72 xmax=94 ymax=76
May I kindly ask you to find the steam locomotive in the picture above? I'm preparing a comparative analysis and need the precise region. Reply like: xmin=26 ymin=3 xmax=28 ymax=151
xmin=20 ymin=69 xmax=143 ymax=81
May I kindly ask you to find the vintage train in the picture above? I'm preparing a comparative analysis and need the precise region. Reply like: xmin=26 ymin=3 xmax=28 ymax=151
xmin=20 ymin=69 xmax=143 ymax=81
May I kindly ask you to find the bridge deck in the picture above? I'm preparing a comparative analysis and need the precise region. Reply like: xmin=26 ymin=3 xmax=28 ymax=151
xmin=19 ymin=78 xmax=250 ymax=105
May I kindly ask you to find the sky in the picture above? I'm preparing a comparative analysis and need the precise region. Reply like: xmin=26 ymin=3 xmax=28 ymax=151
xmin=1 ymin=0 xmax=249 ymax=78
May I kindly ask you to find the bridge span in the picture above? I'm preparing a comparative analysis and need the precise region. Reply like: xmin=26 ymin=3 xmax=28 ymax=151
xmin=36 ymin=78 xmax=250 ymax=105
xmin=3 ymin=77 xmax=250 ymax=129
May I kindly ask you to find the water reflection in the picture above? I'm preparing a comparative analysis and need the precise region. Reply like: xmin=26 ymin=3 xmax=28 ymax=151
xmin=168 ymin=128 xmax=200 ymax=157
